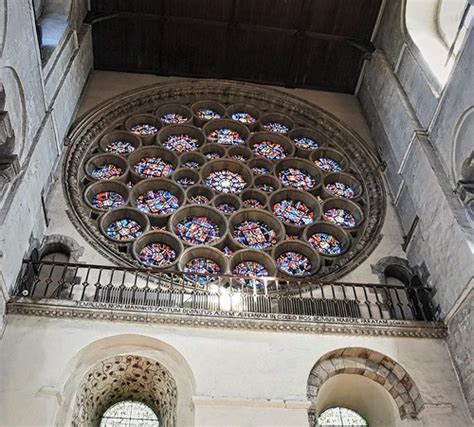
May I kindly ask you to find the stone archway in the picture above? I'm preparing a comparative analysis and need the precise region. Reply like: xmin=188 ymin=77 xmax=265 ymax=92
xmin=72 ymin=355 xmax=178 ymax=427
xmin=40 ymin=234 xmax=84 ymax=262
xmin=307 ymin=347 xmax=424 ymax=425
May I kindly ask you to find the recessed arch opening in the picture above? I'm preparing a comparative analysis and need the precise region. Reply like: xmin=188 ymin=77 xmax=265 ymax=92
xmin=39 ymin=243 xmax=71 ymax=262
xmin=404 ymin=0 xmax=471 ymax=87
xmin=452 ymin=107 xmax=474 ymax=217
xmin=33 ymin=0 xmax=73 ymax=64
xmin=72 ymin=355 xmax=178 ymax=427
xmin=383 ymin=264 xmax=412 ymax=287
xmin=307 ymin=347 xmax=424 ymax=426
xmin=317 ymin=374 xmax=398 ymax=427
xmin=56 ymin=335 xmax=196 ymax=427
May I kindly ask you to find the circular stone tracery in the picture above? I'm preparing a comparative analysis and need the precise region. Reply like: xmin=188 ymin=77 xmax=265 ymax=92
xmin=205 ymin=170 xmax=246 ymax=194
xmin=66 ymin=80 xmax=385 ymax=283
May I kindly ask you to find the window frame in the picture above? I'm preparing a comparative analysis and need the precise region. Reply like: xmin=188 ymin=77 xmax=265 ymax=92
xmin=403 ymin=0 xmax=471 ymax=88
xmin=99 ymin=400 xmax=161 ymax=427
xmin=318 ymin=406 xmax=369 ymax=427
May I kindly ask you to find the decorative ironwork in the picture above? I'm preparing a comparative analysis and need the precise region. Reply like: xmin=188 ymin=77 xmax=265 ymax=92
xmin=15 ymin=260 xmax=437 ymax=325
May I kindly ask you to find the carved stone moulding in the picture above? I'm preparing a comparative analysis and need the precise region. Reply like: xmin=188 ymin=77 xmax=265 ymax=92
xmin=7 ymin=300 xmax=446 ymax=339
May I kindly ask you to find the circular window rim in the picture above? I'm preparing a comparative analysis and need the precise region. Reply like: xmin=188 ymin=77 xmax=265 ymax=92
xmin=63 ymin=79 xmax=386 ymax=283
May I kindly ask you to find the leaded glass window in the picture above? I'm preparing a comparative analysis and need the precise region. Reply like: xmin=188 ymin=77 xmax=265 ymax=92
xmin=100 ymin=401 xmax=159 ymax=427
xmin=318 ymin=407 xmax=368 ymax=426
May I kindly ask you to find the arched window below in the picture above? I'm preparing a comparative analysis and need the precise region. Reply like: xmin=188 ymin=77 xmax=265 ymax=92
xmin=100 ymin=401 xmax=160 ymax=427
xmin=318 ymin=407 xmax=368 ymax=426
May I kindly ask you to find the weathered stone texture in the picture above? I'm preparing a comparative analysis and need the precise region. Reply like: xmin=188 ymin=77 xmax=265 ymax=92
xmin=447 ymin=289 xmax=474 ymax=418
xmin=394 ymin=186 xmax=417 ymax=236
xmin=359 ymin=0 xmax=474 ymax=320
xmin=0 ymin=0 xmax=92 ymax=294
xmin=361 ymin=52 xmax=420 ymax=164
xmin=429 ymin=30 xmax=474 ymax=182
xmin=359 ymin=1 xmax=474 ymax=414
xmin=401 ymin=137 xmax=474 ymax=311
xmin=395 ymin=49 xmax=438 ymax=129
xmin=374 ymin=0 xmax=405 ymax=68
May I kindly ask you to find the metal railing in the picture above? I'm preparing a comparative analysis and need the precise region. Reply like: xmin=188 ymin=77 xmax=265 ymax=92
xmin=14 ymin=260 xmax=437 ymax=321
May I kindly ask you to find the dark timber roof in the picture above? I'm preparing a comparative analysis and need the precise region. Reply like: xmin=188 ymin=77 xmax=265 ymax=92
xmin=87 ymin=0 xmax=381 ymax=93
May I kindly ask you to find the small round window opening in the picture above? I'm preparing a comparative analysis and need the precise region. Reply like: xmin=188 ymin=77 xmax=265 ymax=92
xmin=100 ymin=400 xmax=160 ymax=427
xmin=318 ymin=407 xmax=368 ymax=426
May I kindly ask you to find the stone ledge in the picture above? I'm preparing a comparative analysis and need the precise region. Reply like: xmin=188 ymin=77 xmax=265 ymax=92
xmin=192 ymin=396 xmax=311 ymax=409
xmin=6 ymin=299 xmax=447 ymax=338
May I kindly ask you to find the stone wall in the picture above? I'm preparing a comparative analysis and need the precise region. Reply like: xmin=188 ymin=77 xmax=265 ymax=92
xmin=0 ymin=0 xmax=93 ymax=331
xmin=0 ymin=1 xmax=472 ymax=424
xmin=447 ymin=285 xmax=473 ymax=416
xmin=0 ymin=315 xmax=471 ymax=426
xmin=357 ymin=0 xmax=473 ymax=418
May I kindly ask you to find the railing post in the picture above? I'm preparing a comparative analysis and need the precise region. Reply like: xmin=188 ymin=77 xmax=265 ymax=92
xmin=11 ymin=260 xmax=440 ymax=324
xmin=382 ymin=285 xmax=395 ymax=319
xmin=16 ymin=260 xmax=35 ymax=297
xmin=408 ymin=276 xmax=435 ymax=321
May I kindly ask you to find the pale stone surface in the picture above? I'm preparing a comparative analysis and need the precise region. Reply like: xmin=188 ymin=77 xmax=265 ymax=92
xmin=0 ymin=0 xmax=92 ymax=302
xmin=447 ymin=288 xmax=473 ymax=416
xmin=374 ymin=0 xmax=405 ymax=68
xmin=429 ymin=30 xmax=474 ymax=184
xmin=318 ymin=374 xmax=399 ymax=427
xmin=358 ymin=1 xmax=474 ymax=417
xmin=0 ymin=1 xmax=92 ymax=364
xmin=0 ymin=315 xmax=470 ymax=426
xmin=395 ymin=48 xmax=438 ymax=129
xmin=0 ymin=1 xmax=472 ymax=425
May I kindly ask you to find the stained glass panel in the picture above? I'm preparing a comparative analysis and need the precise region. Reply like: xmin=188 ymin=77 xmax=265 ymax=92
xmin=318 ymin=407 xmax=368 ymax=426
xmin=100 ymin=401 xmax=159 ymax=427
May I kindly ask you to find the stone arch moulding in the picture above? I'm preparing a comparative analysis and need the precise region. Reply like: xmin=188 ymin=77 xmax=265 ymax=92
xmin=0 ymin=66 xmax=27 ymax=159
xmin=72 ymin=354 xmax=178 ymax=426
xmin=452 ymin=106 xmax=474 ymax=214
xmin=68 ymin=0 xmax=87 ymax=31
xmin=436 ymin=0 xmax=469 ymax=49
xmin=401 ymin=0 xmax=470 ymax=88
xmin=452 ymin=106 xmax=474 ymax=184
xmin=307 ymin=347 xmax=424 ymax=424
xmin=40 ymin=234 xmax=84 ymax=262
xmin=56 ymin=334 xmax=196 ymax=427
xmin=0 ymin=0 xmax=7 ymax=57
xmin=371 ymin=256 xmax=414 ymax=285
